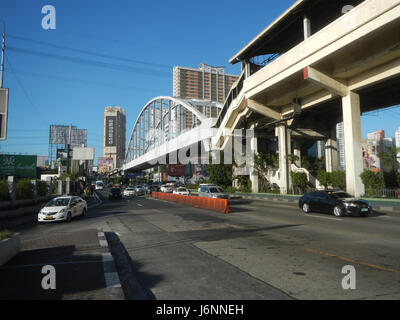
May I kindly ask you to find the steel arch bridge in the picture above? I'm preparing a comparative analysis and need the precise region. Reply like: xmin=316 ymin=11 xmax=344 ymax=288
xmin=123 ymin=96 xmax=221 ymax=171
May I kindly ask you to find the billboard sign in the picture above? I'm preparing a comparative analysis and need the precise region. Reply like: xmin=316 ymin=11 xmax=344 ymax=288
xmin=0 ymin=155 xmax=37 ymax=178
xmin=72 ymin=147 xmax=94 ymax=160
xmin=98 ymin=157 xmax=114 ymax=173
xmin=49 ymin=125 xmax=87 ymax=146
xmin=0 ymin=88 xmax=9 ymax=141
xmin=105 ymin=116 xmax=116 ymax=146
xmin=57 ymin=148 xmax=67 ymax=159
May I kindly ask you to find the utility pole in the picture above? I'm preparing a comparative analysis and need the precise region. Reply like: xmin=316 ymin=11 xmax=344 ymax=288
xmin=0 ymin=22 xmax=5 ymax=88
xmin=67 ymin=124 xmax=72 ymax=174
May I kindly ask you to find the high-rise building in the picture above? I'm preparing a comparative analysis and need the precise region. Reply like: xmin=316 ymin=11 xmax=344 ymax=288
xmin=103 ymin=107 xmax=126 ymax=169
xmin=336 ymin=122 xmax=345 ymax=170
xmin=173 ymin=63 xmax=239 ymax=103
xmin=173 ymin=64 xmax=238 ymax=129
xmin=395 ymin=127 xmax=400 ymax=163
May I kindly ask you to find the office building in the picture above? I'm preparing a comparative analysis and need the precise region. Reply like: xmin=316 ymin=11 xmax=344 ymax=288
xmin=103 ymin=106 xmax=126 ymax=169
xmin=336 ymin=122 xmax=345 ymax=171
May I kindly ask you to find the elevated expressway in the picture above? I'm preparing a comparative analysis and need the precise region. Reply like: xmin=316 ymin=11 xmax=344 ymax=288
xmin=211 ymin=0 xmax=400 ymax=196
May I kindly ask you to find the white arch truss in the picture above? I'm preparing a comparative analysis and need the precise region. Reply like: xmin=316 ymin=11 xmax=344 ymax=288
xmin=125 ymin=96 xmax=221 ymax=164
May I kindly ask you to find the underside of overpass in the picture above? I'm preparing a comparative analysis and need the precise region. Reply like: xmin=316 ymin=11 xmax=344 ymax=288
xmin=213 ymin=0 xmax=400 ymax=197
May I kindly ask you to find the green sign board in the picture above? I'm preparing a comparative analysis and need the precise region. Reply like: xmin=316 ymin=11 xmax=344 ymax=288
xmin=0 ymin=155 xmax=37 ymax=178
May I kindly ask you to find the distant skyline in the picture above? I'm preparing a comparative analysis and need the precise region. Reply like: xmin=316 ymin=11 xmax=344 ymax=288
xmin=1 ymin=0 xmax=400 ymax=163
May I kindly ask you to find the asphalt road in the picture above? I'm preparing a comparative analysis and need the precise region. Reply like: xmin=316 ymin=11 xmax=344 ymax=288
xmin=10 ymin=191 xmax=400 ymax=300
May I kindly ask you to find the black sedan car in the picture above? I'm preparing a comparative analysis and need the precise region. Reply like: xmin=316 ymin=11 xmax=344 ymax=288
xmin=109 ymin=187 xmax=122 ymax=200
xmin=298 ymin=190 xmax=372 ymax=217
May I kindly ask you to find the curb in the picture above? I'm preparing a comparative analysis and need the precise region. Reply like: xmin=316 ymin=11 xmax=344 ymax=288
xmin=97 ymin=229 xmax=125 ymax=300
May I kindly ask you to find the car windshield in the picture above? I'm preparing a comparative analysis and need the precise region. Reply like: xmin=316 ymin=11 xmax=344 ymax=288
xmin=178 ymin=188 xmax=186 ymax=191
xmin=209 ymin=187 xmax=222 ymax=193
xmin=46 ymin=198 xmax=70 ymax=207
xmin=111 ymin=188 xmax=120 ymax=193
xmin=331 ymin=192 xmax=353 ymax=199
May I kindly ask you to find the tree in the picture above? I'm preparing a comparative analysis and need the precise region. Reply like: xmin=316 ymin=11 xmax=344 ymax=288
xmin=254 ymin=152 xmax=278 ymax=192
xmin=378 ymin=147 xmax=400 ymax=172
xmin=360 ymin=170 xmax=385 ymax=196
xmin=206 ymin=152 xmax=232 ymax=188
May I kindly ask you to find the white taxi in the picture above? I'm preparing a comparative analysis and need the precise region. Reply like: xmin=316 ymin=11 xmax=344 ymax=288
xmin=38 ymin=196 xmax=87 ymax=223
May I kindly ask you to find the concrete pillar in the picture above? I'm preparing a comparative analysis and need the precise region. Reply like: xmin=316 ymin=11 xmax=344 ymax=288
xmin=250 ymin=135 xmax=259 ymax=193
xmin=31 ymin=179 xmax=37 ymax=204
xmin=303 ymin=16 xmax=311 ymax=39
xmin=342 ymin=92 xmax=365 ymax=197
xmin=66 ymin=177 xmax=71 ymax=195
xmin=293 ymin=140 xmax=301 ymax=167
xmin=7 ymin=176 xmax=16 ymax=207
xmin=325 ymin=127 xmax=339 ymax=173
xmin=58 ymin=180 xmax=62 ymax=195
xmin=276 ymin=125 xmax=289 ymax=194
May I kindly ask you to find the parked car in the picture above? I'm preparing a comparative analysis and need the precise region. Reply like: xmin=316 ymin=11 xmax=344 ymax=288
xmin=198 ymin=184 xmax=229 ymax=199
xmin=173 ymin=187 xmax=190 ymax=196
xmin=298 ymin=190 xmax=372 ymax=217
xmin=109 ymin=187 xmax=122 ymax=199
xmin=38 ymin=196 xmax=87 ymax=223
xmin=123 ymin=186 xmax=136 ymax=197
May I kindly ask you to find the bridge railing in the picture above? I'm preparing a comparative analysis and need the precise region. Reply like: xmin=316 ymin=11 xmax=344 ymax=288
xmin=215 ymin=71 xmax=245 ymax=128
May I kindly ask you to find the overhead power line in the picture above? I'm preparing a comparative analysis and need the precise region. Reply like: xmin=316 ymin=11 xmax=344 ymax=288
xmin=5 ymin=53 xmax=48 ymax=128
xmin=7 ymin=33 xmax=172 ymax=70
xmin=7 ymin=46 xmax=171 ymax=77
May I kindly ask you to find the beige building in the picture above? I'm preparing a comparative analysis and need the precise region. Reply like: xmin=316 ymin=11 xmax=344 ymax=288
xmin=103 ymin=106 xmax=126 ymax=169
xmin=173 ymin=63 xmax=239 ymax=128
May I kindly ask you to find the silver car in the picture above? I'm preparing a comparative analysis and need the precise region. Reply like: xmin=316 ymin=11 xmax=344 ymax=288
xmin=198 ymin=185 xmax=229 ymax=199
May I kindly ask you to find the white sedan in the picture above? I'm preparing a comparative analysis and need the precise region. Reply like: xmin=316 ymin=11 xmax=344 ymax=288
xmin=173 ymin=187 xmax=190 ymax=196
xmin=38 ymin=196 xmax=87 ymax=223
xmin=123 ymin=187 xmax=136 ymax=197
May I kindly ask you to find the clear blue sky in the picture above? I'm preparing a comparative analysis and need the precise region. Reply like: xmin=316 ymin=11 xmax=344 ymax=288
xmin=1 ymin=0 xmax=400 ymax=163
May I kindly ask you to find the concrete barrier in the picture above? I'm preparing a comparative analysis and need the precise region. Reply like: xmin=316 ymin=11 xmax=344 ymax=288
xmin=152 ymin=192 xmax=230 ymax=214
xmin=0 ymin=233 xmax=20 ymax=266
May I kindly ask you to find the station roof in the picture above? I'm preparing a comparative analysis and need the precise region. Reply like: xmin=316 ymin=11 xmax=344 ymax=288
xmin=229 ymin=0 xmax=365 ymax=64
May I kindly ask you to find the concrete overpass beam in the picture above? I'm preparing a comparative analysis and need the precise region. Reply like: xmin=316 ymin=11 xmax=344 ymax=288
xmin=275 ymin=125 xmax=290 ymax=195
xmin=247 ymin=99 xmax=282 ymax=120
xmin=342 ymin=92 xmax=365 ymax=197
xmin=304 ymin=66 xmax=349 ymax=97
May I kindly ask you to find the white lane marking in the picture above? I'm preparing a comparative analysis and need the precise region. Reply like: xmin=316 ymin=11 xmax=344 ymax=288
xmin=137 ymin=203 xmax=143 ymax=207
xmin=305 ymin=215 xmax=342 ymax=221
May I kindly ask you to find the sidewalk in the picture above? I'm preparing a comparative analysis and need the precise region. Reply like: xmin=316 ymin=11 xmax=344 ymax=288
xmin=0 ymin=228 xmax=123 ymax=300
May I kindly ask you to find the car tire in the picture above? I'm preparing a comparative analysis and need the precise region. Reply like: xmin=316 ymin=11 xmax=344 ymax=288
xmin=82 ymin=208 xmax=86 ymax=217
xmin=333 ymin=206 xmax=343 ymax=217
xmin=302 ymin=203 xmax=310 ymax=213
xmin=66 ymin=212 xmax=72 ymax=222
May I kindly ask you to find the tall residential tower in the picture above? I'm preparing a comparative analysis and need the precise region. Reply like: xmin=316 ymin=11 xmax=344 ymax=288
xmin=103 ymin=106 xmax=126 ymax=169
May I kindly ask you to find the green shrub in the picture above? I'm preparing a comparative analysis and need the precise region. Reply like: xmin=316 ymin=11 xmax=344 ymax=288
xmin=225 ymin=186 xmax=237 ymax=193
xmin=16 ymin=179 xmax=33 ymax=200
xmin=317 ymin=170 xmax=331 ymax=188
xmin=0 ymin=180 xmax=10 ymax=201
xmin=331 ymin=171 xmax=346 ymax=189
xmin=186 ymin=184 xmax=199 ymax=190
xmin=0 ymin=230 xmax=14 ymax=241
xmin=36 ymin=180 xmax=48 ymax=197
xmin=290 ymin=171 xmax=308 ymax=190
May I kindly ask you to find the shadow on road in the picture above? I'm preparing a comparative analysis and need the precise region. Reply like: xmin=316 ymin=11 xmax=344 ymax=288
xmin=106 ymin=232 xmax=162 ymax=300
